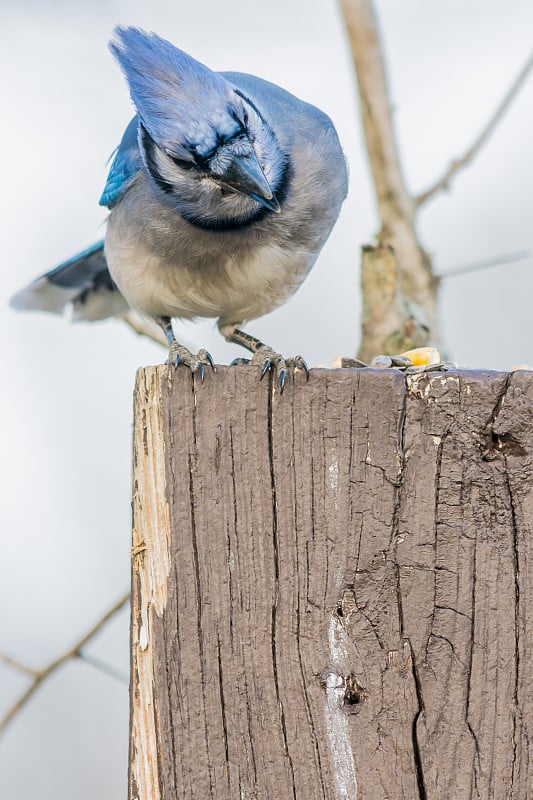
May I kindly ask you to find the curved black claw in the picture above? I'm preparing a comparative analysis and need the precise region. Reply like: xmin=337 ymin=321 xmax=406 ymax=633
xmin=230 ymin=357 xmax=251 ymax=366
xmin=244 ymin=346 xmax=310 ymax=393
xmin=260 ymin=359 xmax=272 ymax=380
xmin=196 ymin=349 xmax=215 ymax=374
xmin=286 ymin=355 xmax=310 ymax=380
xmin=167 ymin=343 xmax=215 ymax=378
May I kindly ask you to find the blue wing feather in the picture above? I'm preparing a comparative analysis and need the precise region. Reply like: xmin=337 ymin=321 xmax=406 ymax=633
xmin=99 ymin=116 xmax=143 ymax=208
xmin=10 ymin=241 xmax=129 ymax=321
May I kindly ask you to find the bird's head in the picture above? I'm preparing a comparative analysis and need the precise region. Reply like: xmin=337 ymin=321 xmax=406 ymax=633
xmin=110 ymin=27 xmax=285 ymax=228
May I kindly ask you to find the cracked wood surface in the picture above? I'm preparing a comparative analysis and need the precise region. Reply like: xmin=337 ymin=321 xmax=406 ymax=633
xmin=131 ymin=366 xmax=532 ymax=800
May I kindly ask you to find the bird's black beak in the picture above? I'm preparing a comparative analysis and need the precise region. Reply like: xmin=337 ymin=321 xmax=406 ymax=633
xmin=219 ymin=150 xmax=280 ymax=213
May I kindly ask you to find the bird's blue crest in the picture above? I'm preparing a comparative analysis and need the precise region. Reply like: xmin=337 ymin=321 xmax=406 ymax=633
xmin=110 ymin=27 xmax=242 ymax=160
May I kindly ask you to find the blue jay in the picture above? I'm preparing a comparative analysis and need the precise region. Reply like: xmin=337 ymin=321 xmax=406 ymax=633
xmin=11 ymin=27 xmax=348 ymax=389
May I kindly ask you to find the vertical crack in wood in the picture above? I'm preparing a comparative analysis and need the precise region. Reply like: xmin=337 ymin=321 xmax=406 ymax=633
xmin=393 ymin=382 xmax=429 ymax=798
xmin=227 ymin=425 xmax=237 ymax=644
xmin=216 ymin=633 xmax=230 ymax=766
xmin=188 ymin=391 xmax=215 ymax=799
xmin=487 ymin=371 xmax=522 ymax=794
xmin=267 ymin=377 xmax=297 ymax=800
xmin=227 ymin=421 xmax=259 ymax=786
xmin=406 ymin=639 xmax=427 ymax=800
xmin=242 ymin=668 xmax=258 ymax=785
xmin=290 ymin=396 xmax=328 ymax=799
xmin=393 ymin=386 xmax=408 ymax=641
xmin=502 ymin=455 xmax=521 ymax=792
xmin=464 ymin=509 xmax=481 ymax=789
xmin=463 ymin=407 xmax=481 ymax=799
xmin=487 ymin=371 xmax=512 ymax=434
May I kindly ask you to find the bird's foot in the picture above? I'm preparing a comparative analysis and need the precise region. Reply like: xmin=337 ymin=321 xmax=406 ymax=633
xmin=166 ymin=343 xmax=215 ymax=380
xmin=232 ymin=346 xmax=309 ymax=393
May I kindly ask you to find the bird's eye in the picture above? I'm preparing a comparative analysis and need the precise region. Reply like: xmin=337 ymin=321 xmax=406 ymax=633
xmin=194 ymin=149 xmax=216 ymax=168
xmin=243 ymin=109 xmax=249 ymax=126
xmin=170 ymin=156 xmax=196 ymax=171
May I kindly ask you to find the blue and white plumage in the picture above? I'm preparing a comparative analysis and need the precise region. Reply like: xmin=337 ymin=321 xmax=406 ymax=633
xmin=11 ymin=27 xmax=348 ymax=385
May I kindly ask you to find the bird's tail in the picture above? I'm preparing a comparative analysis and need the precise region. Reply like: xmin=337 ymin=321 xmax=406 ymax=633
xmin=10 ymin=241 xmax=128 ymax=321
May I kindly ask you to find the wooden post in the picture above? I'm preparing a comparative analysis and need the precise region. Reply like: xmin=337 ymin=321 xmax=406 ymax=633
xmin=130 ymin=366 xmax=532 ymax=799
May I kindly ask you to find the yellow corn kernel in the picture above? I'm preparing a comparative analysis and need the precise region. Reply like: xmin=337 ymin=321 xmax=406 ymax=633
xmin=400 ymin=347 xmax=441 ymax=367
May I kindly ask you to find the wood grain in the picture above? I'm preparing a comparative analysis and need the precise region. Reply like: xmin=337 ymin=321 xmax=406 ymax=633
xmin=131 ymin=366 xmax=532 ymax=799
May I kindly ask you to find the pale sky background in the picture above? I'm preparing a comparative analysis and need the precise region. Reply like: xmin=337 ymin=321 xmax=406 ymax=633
xmin=1 ymin=1 xmax=533 ymax=798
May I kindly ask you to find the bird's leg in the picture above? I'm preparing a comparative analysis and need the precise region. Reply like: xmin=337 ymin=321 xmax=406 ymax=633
xmin=159 ymin=316 xmax=215 ymax=380
xmin=219 ymin=323 xmax=308 ymax=393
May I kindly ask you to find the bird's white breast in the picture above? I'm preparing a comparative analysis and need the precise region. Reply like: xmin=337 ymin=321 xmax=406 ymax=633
xmin=105 ymin=224 xmax=310 ymax=326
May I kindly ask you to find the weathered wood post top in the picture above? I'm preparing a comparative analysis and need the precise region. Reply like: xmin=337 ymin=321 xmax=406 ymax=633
xmin=131 ymin=366 xmax=532 ymax=800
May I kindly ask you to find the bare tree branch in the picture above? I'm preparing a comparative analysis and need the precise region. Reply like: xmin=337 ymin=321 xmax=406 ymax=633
xmin=339 ymin=1 xmax=530 ymax=361
xmin=340 ymin=0 xmax=413 ymax=235
xmin=441 ymin=249 xmax=531 ymax=279
xmin=0 ymin=592 xmax=129 ymax=735
xmin=415 ymin=51 xmax=533 ymax=208
xmin=340 ymin=0 xmax=437 ymax=360
xmin=0 ymin=653 xmax=38 ymax=678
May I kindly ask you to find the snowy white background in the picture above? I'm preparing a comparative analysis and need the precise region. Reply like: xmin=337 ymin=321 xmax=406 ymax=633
xmin=1 ymin=1 xmax=532 ymax=797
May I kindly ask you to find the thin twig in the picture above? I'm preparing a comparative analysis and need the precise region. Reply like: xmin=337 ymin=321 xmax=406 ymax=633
xmin=0 ymin=592 xmax=129 ymax=735
xmin=76 ymin=651 xmax=129 ymax=685
xmin=340 ymin=0 xmax=414 ymax=233
xmin=0 ymin=653 xmax=39 ymax=678
xmin=415 ymin=50 xmax=533 ymax=207
xmin=340 ymin=0 xmax=437 ymax=359
xmin=440 ymin=250 xmax=531 ymax=279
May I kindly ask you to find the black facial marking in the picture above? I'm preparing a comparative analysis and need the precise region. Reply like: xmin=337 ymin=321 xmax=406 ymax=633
xmin=233 ymin=89 xmax=267 ymax=126
xmin=228 ymin=105 xmax=247 ymax=134
xmin=192 ymin=150 xmax=214 ymax=169
xmin=138 ymin=115 xmax=291 ymax=234
xmin=140 ymin=125 xmax=175 ymax=193
xmin=180 ymin=156 xmax=292 ymax=233
xmin=169 ymin=156 xmax=196 ymax=171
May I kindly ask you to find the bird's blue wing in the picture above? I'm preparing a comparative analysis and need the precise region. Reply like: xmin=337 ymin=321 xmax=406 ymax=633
xmin=10 ymin=241 xmax=129 ymax=321
xmin=99 ymin=116 xmax=143 ymax=208
xmin=11 ymin=118 xmax=143 ymax=321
